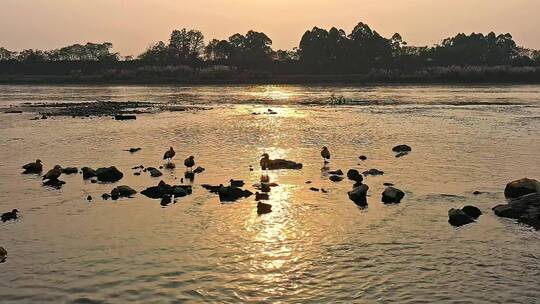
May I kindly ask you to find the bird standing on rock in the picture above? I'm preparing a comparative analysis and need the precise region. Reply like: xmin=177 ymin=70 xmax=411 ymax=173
xmin=1 ymin=209 xmax=18 ymax=222
xmin=163 ymin=147 xmax=176 ymax=164
xmin=42 ymin=165 xmax=62 ymax=181
xmin=184 ymin=156 xmax=195 ymax=172
xmin=22 ymin=159 xmax=43 ymax=174
xmin=321 ymin=146 xmax=331 ymax=164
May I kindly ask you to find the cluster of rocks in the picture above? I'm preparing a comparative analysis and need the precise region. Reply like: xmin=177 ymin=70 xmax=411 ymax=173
xmin=448 ymin=206 xmax=482 ymax=227
xmin=493 ymin=178 xmax=540 ymax=230
xmin=141 ymin=181 xmax=193 ymax=206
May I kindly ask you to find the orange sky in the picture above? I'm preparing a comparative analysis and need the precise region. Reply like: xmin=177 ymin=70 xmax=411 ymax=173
xmin=1 ymin=0 xmax=539 ymax=56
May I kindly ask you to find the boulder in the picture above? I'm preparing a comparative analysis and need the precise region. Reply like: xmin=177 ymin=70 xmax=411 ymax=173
xmin=161 ymin=194 xmax=173 ymax=206
xmin=96 ymin=166 xmax=123 ymax=183
xmin=61 ymin=167 xmax=78 ymax=174
xmin=462 ymin=206 xmax=482 ymax=219
xmin=504 ymin=178 xmax=540 ymax=199
xmin=348 ymin=184 xmax=369 ymax=207
xmin=257 ymin=202 xmax=272 ymax=215
xmin=146 ymin=167 xmax=163 ymax=178
xmin=347 ymin=169 xmax=363 ymax=183
xmin=381 ymin=187 xmax=405 ymax=204
xmin=328 ymin=169 xmax=344 ymax=176
xmin=111 ymin=185 xmax=137 ymax=198
xmin=81 ymin=167 xmax=97 ymax=180
xmin=230 ymin=179 xmax=245 ymax=187
xmin=363 ymin=169 xmax=384 ymax=176
xmin=329 ymin=175 xmax=344 ymax=182
xmin=392 ymin=145 xmax=412 ymax=153
xmin=448 ymin=208 xmax=475 ymax=227
xmin=141 ymin=181 xmax=192 ymax=199
xmin=218 ymin=186 xmax=253 ymax=202
xmin=493 ymin=192 xmax=540 ymax=230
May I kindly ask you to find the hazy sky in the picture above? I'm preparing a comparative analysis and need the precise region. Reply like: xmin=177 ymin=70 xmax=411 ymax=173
xmin=1 ymin=0 xmax=539 ymax=56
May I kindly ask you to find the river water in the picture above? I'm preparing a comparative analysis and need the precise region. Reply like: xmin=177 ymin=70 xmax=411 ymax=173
xmin=0 ymin=84 xmax=539 ymax=303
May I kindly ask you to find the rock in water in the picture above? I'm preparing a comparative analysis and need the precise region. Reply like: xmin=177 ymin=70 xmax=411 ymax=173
xmin=359 ymin=155 xmax=367 ymax=161
xmin=347 ymin=169 xmax=363 ymax=183
xmin=329 ymin=175 xmax=344 ymax=182
xmin=448 ymin=208 xmax=475 ymax=227
xmin=218 ymin=186 xmax=253 ymax=202
xmin=230 ymin=179 xmax=245 ymax=187
xmin=462 ymin=205 xmax=482 ymax=219
xmin=381 ymin=187 xmax=405 ymax=204
xmin=161 ymin=194 xmax=172 ymax=206
xmin=504 ymin=178 xmax=540 ymax=199
xmin=114 ymin=114 xmax=136 ymax=120
xmin=363 ymin=169 xmax=384 ymax=176
xmin=257 ymin=202 xmax=272 ymax=215
xmin=61 ymin=167 xmax=79 ymax=174
xmin=392 ymin=145 xmax=412 ymax=153
xmin=81 ymin=167 xmax=97 ymax=180
xmin=348 ymin=184 xmax=369 ymax=207
xmin=96 ymin=166 xmax=123 ymax=183
xmin=395 ymin=152 xmax=409 ymax=158
xmin=193 ymin=166 xmax=205 ymax=174
xmin=310 ymin=187 xmax=320 ymax=192
xmin=87 ymin=195 xmax=92 ymax=201
xmin=328 ymin=169 xmax=344 ymax=176
xmin=146 ymin=167 xmax=163 ymax=178
xmin=141 ymin=181 xmax=192 ymax=200
xmin=0 ymin=247 xmax=7 ymax=263
xmin=111 ymin=185 xmax=137 ymax=198
xmin=493 ymin=192 xmax=540 ymax=230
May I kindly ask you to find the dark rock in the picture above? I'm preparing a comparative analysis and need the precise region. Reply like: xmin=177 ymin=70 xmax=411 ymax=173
xmin=383 ymin=183 xmax=395 ymax=187
xmin=81 ymin=167 xmax=97 ymax=180
xmin=132 ymin=165 xmax=144 ymax=170
xmin=134 ymin=172 xmax=141 ymax=176
xmin=329 ymin=175 xmax=344 ymax=182
xmin=493 ymin=192 xmax=540 ymax=230
xmin=359 ymin=155 xmax=367 ymax=161
xmin=260 ymin=183 xmax=271 ymax=193
xmin=193 ymin=166 xmax=205 ymax=174
xmin=255 ymin=192 xmax=269 ymax=201
xmin=0 ymin=246 xmax=7 ymax=263
xmin=328 ymin=169 xmax=344 ymax=176
xmin=90 ymin=179 xmax=97 ymax=184
xmin=473 ymin=191 xmax=484 ymax=195
xmin=184 ymin=171 xmax=195 ymax=181
xmin=111 ymin=185 xmax=137 ymax=198
xmin=382 ymin=187 xmax=405 ymax=204
xmin=101 ymin=193 xmax=111 ymax=200
xmin=347 ymin=169 xmax=363 ymax=183
xmin=305 ymin=180 xmax=312 ymax=184
xmin=348 ymin=184 xmax=369 ymax=207
xmin=159 ymin=166 xmax=164 ymax=169
xmin=202 ymin=184 xmax=223 ymax=194
xmin=141 ymin=181 xmax=192 ymax=199
xmin=146 ymin=167 xmax=163 ymax=178
xmin=321 ymin=188 xmax=328 ymax=193
xmin=96 ymin=166 xmax=123 ymax=183
xmin=128 ymin=147 xmax=141 ymax=153
xmin=310 ymin=187 xmax=320 ymax=192
xmin=363 ymin=169 xmax=384 ymax=176
xmin=395 ymin=151 xmax=409 ymax=158
xmin=230 ymin=179 xmax=245 ymax=187
xmin=61 ymin=167 xmax=78 ymax=174
xmin=504 ymin=178 xmax=540 ymax=199
xmin=4 ymin=110 xmax=22 ymax=114
xmin=218 ymin=186 xmax=253 ymax=202
xmin=161 ymin=194 xmax=172 ymax=206
xmin=172 ymin=186 xmax=190 ymax=197
xmin=257 ymin=202 xmax=272 ymax=215
xmin=448 ymin=208 xmax=475 ymax=227
xmin=87 ymin=195 xmax=92 ymax=201
xmin=462 ymin=205 xmax=482 ymax=219
xmin=114 ymin=114 xmax=136 ymax=120
xmin=392 ymin=145 xmax=412 ymax=153
xmin=1 ymin=209 xmax=19 ymax=222
xmin=165 ymin=163 xmax=176 ymax=169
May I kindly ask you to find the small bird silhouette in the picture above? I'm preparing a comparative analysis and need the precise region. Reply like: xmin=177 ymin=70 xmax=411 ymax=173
xmin=163 ymin=147 xmax=176 ymax=164
xmin=42 ymin=165 xmax=62 ymax=181
xmin=184 ymin=156 xmax=195 ymax=172
xmin=22 ymin=159 xmax=43 ymax=174
xmin=1 ymin=209 xmax=18 ymax=222
xmin=321 ymin=146 xmax=331 ymax=164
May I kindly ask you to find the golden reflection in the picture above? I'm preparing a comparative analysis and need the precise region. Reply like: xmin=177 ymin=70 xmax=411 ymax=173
xmin=252 ymin=85 xmax=294 ymax=101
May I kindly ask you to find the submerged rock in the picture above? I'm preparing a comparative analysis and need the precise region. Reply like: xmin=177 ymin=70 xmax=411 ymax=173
xmin=348 ymin=184 xmax=369 ymax=207
xmin=141 ymin=181 xmax=192 ymax=199
xmin=61 ymin=167 xmax=78 ymax=174
xmin=257 ymin=202 xmax=272 ymax=215
xmin=448 ymin=208 xmax=475 ymax=227
xmin=347 ymin=169 xmax=363 ymax=183
xmin=395 ymin=151 xmax=409 ymax=158
xmin=111 ymin=185 xmax=137 ymax=199
xmin=161 ymin=194 xmax=173 ymax=206
xmin=310 ymin=187 xmax=320 ymax=192
xmin=493 ymin=192 xmax=540 ymax=230
xmin=202 ymin=184 xmax=223 ymax=194
xmin=101 ymin=193 xmax=111 ymax=200
xmin=329 ymin=175 xmax=344 ymax=182
xmin=359 ymin=155 xmax=367 ymax=161
xmin=328 ymin=169 xmax=344 ymax=176
xmin=381 ymin=187 xmax=405 ymax=204
xmin=127 ymin=147 xmax=142 ymax=153
xmin=146 ymin=167 xmax=163 ymax=178
xmin=96 ymin=166 xmax=123 ymax=183
xmin=462 ymin=205 xmax=482 ymax=219
xmin=230 ymin=179 xmax=245 ymax=187
xmin=504 ymin=178 xmax=540 ymax=199
xmin=218 ymin=186 xmax=253 ymax=202
xmin=392 ymin=144 xmax=412 ymax=153
xmin=193 ymin=166 xmax=205 ymax=174
xmin=81 ymin=167 xmax=97 ymax=180
xmin=114 ymin=114 xmax=136 ymax=120
xmin=363 ymin=169 xmax=384 ymax=176
xmin=87 ymin=195 xmax=92 ymax=201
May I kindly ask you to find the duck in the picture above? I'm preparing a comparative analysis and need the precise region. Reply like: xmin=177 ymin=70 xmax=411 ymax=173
xmin=184 ymin=156 xmax=195 ymax=172
xmin=163 ymin=147 xmax=176 ymax=164
xmin=321 ymin=146 xmax=331 ymax=163
xmin=259 ymin=153 xmax=303 ymax=170
xmin=1 ymin=209 xmax=18 ymax=222
xmin=22 ymin=159 xmax=43 ymax=174
xmin=42 ymin=165 xmax=62 ymax=181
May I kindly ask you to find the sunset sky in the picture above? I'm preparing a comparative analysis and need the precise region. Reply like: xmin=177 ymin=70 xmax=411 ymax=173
xmin=1 ymin=0 xmax=539 ymax=56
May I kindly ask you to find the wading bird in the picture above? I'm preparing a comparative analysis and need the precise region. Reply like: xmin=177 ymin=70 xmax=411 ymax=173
xmin=163 ymin=147 xmax=176 ymax=164
xmin=184 ymin=156 xmax=195 ymax=172
xmin=22 ymin=159 xmax=43 ymax=174
xmin=321 ymin=146 xmax=331 ymax=164
xmin=42 ymin=165 xmax=62 ymax=181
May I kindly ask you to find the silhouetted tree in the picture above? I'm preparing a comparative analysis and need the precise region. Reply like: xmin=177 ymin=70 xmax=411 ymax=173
xmin=168 ymin=29 xmax=205 ymax=62
xmin=0 ymin=47 xmax=17 ymax=61
xmin=139 ymin=41 xmax=169 ymax=62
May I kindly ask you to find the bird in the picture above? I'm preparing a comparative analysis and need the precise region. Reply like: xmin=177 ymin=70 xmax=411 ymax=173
xmin=1 ymin=209 xmax=18 ymax=222
xmin=163 ymin=147 xmax=176 ymax=164
xmin=22 ymin=159 xmax=43 ymax=174
xmin=260 ymin=153 xmax=271 ymax=171
xmin=321 ymin=146 xmax=331 ymax=164
xmin=0 ymin=246 xmax=7 ymax=263
xmin=42 ymin=165 xmax=62 ymax=181
xmin=184 ymin=156 xmax=195 ymax=172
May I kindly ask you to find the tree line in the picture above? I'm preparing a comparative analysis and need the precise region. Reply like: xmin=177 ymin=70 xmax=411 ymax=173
xmin=1 ymin=21 xmax=540 ymax=77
